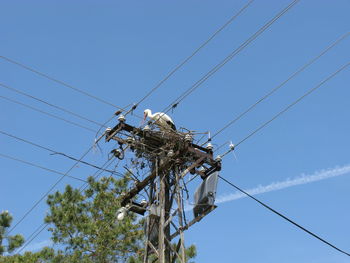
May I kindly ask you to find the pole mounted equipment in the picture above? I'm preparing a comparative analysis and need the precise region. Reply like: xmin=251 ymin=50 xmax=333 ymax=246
xmin=105 ymin=115 xmax=221 ymax=262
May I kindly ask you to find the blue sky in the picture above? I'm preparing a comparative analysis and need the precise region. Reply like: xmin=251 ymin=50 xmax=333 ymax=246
xmin=1 ymin=0 xmax=350 ymax=262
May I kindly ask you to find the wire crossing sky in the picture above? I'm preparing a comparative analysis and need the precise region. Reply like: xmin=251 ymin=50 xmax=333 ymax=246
xmin=219 ymin=175 xmax=350 ymax=257
xmin=1 ymin=1 xmax=349 ymax=262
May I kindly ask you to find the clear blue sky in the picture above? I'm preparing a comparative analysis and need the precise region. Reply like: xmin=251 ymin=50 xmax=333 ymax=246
xmin=1 ymin=0 xmax=350 ymax=262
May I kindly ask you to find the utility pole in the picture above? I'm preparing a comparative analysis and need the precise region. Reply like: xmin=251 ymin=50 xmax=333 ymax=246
xmin=106 ymin=114 xmax=221 ymax=263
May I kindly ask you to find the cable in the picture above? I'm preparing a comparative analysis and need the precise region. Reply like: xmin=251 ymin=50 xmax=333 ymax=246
xmin=218 ymin=175 xmax=350 ymax=257
xmin=0 ymin=152 xmax=87 ymax=183
xmin=160 ymin=0 xmax=300 ymax=116
xmin=17 ymin=158 xmax=117 ymax=253
xmin=133 ymin=0 xmax=254 ymax=109
xmin=17 ymin=222 xmax=47 ymax=254
xmin=7 ymin=143 xmax=96 ymax=234
xmin=144 ymin=0 xmax=299 ymax=131
xmin=1 ymin=128 xmax=125 ymax=236
xmin=50 ymin=152 xmax=124 ymax=178
xmin=0 ymin=129 xmax=58 ymax=153
xmin=0 ymin=55 xmax=126 ymax=111
xmin=0 ymin=94 xmax=97 ymax=133
xmin=0 ymin=82 xmax=105 ymax=128
xmin=0 ymin=129 xmax=123 ymax=177
xmin=217 ymin=61 xmax=349 ymax=159
xmin=235 ymin=61 xmax=349 ymax=148
xmin=206 ymin=31 xmax=350 ymax=143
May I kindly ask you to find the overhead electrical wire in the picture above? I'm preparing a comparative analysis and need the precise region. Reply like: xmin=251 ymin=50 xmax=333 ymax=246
xmin=0 ymin=55 xmax=127 ymax=111
xmin=217 ymin=61 xmax=350 ymax=158
xmin=144 ymin=0 xmax=300 ymax=131
xmin=1 ymin=128 xmax=124 ymax=236
xmin=18 ymin=222 xmax=47 ymax=253
xmin=234 ymin=61 xmax=349 ymax=148
xmin=190 ymin=59 xmax=350 ymax=257
xmin=0 ymin=0 xmax=253 ymax=129
xmin=7 ymin=143 xmax=96 ymax=234
xmin=0 ymin=152 xmax=87 ymax=183
xmin=17 ymin=157 xmax=118 ymax=254
xmin=218 ymin=175 xmax=350 ymax=257
xmin=17 ymin=222 xmax=47 ymax=254
xmin=92 ymin=0 xmax=255 ymax=129
xmin=132 ymin=0 xmax=254 ymax=109
xmin=203 ymin=31 xmax=350 ymax=144
xmin=0 ymin=94 xmax=97 ymax=133
xmin=0 ymin=129 xmax=123 ymax=177
xmin=3 ymin=129 xmax=120 ymax=234
xmin=0 ymin=82 xmax=105 ymax=128
xmin=159 ymin=0 xmax=300 ymax=117
xmin=5 ymin=0 xmax=344 ymax=255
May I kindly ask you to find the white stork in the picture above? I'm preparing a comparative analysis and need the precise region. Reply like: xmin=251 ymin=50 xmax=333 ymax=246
xmin=143 ymin=109 xmax=176 ymax=130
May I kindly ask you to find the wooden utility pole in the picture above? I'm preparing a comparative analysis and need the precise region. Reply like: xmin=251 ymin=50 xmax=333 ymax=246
xmin=106 ymin=115 xmax=221 ymax=263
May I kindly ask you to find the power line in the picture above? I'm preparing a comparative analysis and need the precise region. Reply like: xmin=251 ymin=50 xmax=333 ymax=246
xmin=133 ymin=0 xmax=254 ymax=109
xmin=0 ymin=82 xmax=105 ymax=128
xmin=235 ymin=61 xmax=349 ymax=148
xmin=218 ymin=175 xmax=350 ymax=257
xmin=219 ymin=61 xmax=350 ymax=159
xmin=3 ymin=129 xmax=118 ymax=234
xmin=0 ymin=129 xmax=123 ymax=177
xmin=0 ymin=55 xmax=127 ymax=111
xmin=7 ymin=143 xmax=96 ymax=234
xmin=207 ymin=31 xmax=350 ymax=143
xmin=0 ymin=94 xmax=97 ymax=133
xmin=19 ymin=222 xmax=47 ymax=253
xmin=0 ymin=129 xmax=58 ymax=153
xmin=0 ymin=152 xmax=87 ymax=183
xmin=17 ymin=158 xmax=117 ymax=253
xmin=94 ymin=1 xmax=254 ymax=123
xmin=50 ymin=152 xmax=124 ymax=178
xmin=17 ymin=224 xmax=47 ymax=254
xmin=160 ymin=0 xmax=300 ymax=116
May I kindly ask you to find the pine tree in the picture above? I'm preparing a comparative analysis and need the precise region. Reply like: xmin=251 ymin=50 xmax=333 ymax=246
xmin=0 ymin=210 xmax=25 ymax=256
xmin=1 ymin=175 xmax=196 ymax=262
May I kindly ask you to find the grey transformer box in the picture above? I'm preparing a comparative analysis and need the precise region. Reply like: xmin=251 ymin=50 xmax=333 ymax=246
xmin=193 ymin=171 xmax=219 ymax=218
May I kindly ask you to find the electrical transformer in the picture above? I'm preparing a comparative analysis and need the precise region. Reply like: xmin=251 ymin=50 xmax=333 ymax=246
xmin=193 ymin=171 xmax=219 ymax=218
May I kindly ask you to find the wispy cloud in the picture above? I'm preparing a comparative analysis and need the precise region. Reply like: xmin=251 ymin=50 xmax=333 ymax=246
xmin=216 ymin=164 xmax=350 ymax=204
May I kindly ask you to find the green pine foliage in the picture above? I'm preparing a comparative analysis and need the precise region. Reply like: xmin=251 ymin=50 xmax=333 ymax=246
xmin=0 ymin=210 xmax=25 ymax=256
xmin=44 ymin=176 xmax=144 ymax=262
xmin=1 ymin=175 xmax=196 ymax=262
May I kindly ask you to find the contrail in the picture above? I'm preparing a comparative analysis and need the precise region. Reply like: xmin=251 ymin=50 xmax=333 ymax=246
xmin=216 ymin=164 xmax=350 ymax=204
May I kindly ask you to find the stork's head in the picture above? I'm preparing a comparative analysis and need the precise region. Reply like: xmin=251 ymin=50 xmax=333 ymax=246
xmin=143 ymin=109 xmax=151 ymax=121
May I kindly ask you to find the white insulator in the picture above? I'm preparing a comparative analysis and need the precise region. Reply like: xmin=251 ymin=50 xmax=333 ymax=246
xmin=229 ymin=142 xmax=235 ymax=151
xmin=126 ymin=137 xmax=134 ymax=144
xmin=140 ymin=199 xmax=148 ymax=207
xmin=117 ymin=212 xmax=125 ymax=221
xmin=118 ymin=114 xmax=126 ymax=122
xmin=184 ymin=134 xmax=193 ymax=142
xmin=215 ymin=155 xmax=222 ymax=162
xmin=143 ymin=125 xmax=151 ymax=131
xmin=116 ymin=207 xmax=127 ymax=221
xmin=167 ymin=150 xmax=174 ymax=157
xmin=105 ymin=127 xmax=112 ymax=133
xmin=206 ymin=142 xmax=213 ymax=150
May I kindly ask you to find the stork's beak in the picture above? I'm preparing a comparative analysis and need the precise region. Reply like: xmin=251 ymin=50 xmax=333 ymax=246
xmin=141 ymin=113 xmax=147 ymax=126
